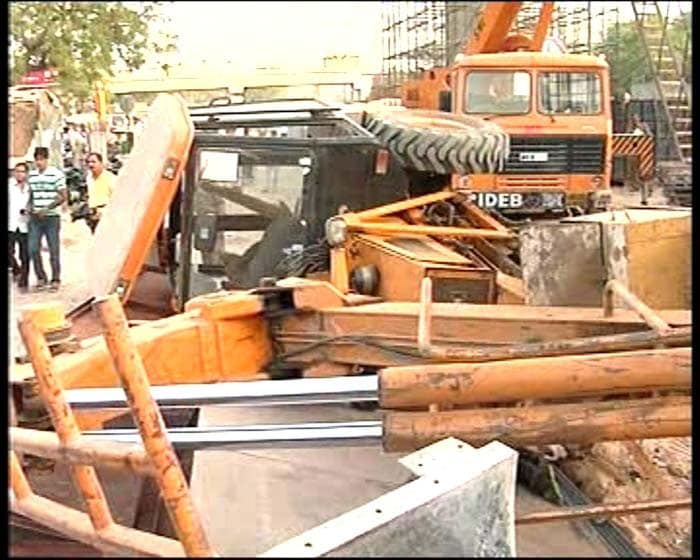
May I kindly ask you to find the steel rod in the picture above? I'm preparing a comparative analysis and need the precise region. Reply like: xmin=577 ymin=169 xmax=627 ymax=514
xmin=18 ymin=315 xmax=114 ymax=530
xmin=95 ymin=294 xmax=214 ymax=557
xmin=64 ymin=375 xmax=378 ymax=410
xmin=10 ymin=427 xmax=155 ymax=476
xmin=81 ymin=420 xmax=384 ymax=450
xmin=516 ymin=498 xmax=692 ymax=525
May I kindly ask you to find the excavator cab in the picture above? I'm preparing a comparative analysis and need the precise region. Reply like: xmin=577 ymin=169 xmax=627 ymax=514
xmin=173 ymin=99 xmax=411 ymax=307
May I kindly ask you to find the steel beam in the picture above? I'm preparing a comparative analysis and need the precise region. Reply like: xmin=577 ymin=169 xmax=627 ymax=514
xmin=81 ymin=420 xmax=384 ymax=450
xmin=65 ymin=375 xmax=378 ymax=409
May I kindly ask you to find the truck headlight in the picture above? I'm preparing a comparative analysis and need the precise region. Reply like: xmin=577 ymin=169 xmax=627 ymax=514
xmin=325 ymin=217 xmax=348 ymax=247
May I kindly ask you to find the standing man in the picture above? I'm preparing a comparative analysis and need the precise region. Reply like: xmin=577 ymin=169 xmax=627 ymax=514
xmin=9 ymin=162 xmax=31 ymax=291
xmin=629 ymin=114 xmax=652 ymax=136
xmin=85 ymin=152 xmax=117 ymax=233
xmin=625 ymin=114 xmax=653 ymax=194
xmin=28 ymin=147 xmax=67 ymax=292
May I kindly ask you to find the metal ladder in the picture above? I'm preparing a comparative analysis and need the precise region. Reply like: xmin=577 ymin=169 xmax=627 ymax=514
xmin=631 ymin=1 xmax=692 ymax=163
xmin=9 ymin=295 xmax=215 ymax=557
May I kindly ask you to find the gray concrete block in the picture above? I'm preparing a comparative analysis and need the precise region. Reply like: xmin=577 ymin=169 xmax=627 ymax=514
xmin=261 ymin=438 xmax=518 ymax=557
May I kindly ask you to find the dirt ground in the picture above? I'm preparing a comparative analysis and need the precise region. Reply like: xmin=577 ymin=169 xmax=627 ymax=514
xmin=560 ymin=438 xmax=692 ymax=557
xmin=9 ymin=187 xmax=691 ymax=556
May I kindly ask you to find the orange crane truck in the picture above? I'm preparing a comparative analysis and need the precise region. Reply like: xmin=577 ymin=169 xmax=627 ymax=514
xmin=377 ymin=2 xmax=615 ymax=216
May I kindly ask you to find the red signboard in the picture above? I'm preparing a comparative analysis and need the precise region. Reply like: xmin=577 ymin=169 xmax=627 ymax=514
xmin=20 ymin=68 xmax=58 ymax=86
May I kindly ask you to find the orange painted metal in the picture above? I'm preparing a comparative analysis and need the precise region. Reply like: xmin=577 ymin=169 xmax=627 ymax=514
xmin=10 ymin=280 xmax=691 ymax=390
xmin=275 ymin=282 xmax=690 ymax=368
xmin=350 ymin=190 xmax=455 ymax=222
xmin=10 ymin=427 xmax=155 ymax=477
xmin=344 ymin=220 xmax=514 ymax=240
xmin=24 ymin=299 xmax=273 ymax=390
xmin=183 ymin=291 xmax=265 ymax=321
xmin=530 ymin=2 xmax=555 ymax=51
xmin=11 ymin=304 xmax=213 ymax=556
xmin=344 ymin=234 xmax=496 ymax=303
xmin=383 ymin=396 xmax=692 ymax=452
xmin=464 ymin=2 xmax=524 ymax=55
xmin=10 ymin=492 xmax=185 ymax=557
xmin=495 ymin=272 xmax=525 ymax=304
xmin=276 ymin=277 xmax=349 ymax=309
xmin=451 ymin=52 xmax=613 ymax=198
xmin=18 ymin=315 xmax=114 ymax=531
xmin=379 ymin=347 xmax=691 ymax=409
xmin=401 ymin=68 xmax=453 ymax=109
xmin=328 ymin=191 xmax=512 ymax=300
xmin=416 ymin=277 xmax=690 ymax=362
xmin=95 ymin=294 xmax=214 ymax=558
xmin=458 ymin=199 xmax=512 ymax=233
xmin=10 ymin=451 xmax=31 ymax=500
xmin=88 ymin=94 xmax=195 ymax=303
xmin=330 ymin=247 xmax=350 ymax=294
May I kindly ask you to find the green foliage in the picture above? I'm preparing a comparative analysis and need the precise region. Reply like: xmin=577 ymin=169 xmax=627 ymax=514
xmin=597 ymin=20 xmax=653 ymax=96
xmin=668 ymin=12 xmax=692 ymax=80
xmin=597 ymin=13 xmax=692 ymax=96
xmin=10 ymin=2 xmax=177 ymax=99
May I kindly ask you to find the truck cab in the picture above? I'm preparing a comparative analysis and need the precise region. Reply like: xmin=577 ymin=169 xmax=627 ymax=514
xmin=451 ymin=52 xmax=613 ymax=214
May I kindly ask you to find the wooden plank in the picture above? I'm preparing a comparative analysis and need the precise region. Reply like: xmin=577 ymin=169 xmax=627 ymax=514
xmin=383 ymin=396 xmax=692 ymax=452
xmin=379 ymin=347 xmax=691 ymax=409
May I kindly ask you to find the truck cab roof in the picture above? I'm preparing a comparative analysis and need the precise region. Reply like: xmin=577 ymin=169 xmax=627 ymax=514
xmin=457 ymin=52 xmax=609 ymax=70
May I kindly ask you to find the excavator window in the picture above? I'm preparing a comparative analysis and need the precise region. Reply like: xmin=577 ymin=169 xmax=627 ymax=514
xmin=464 ymin=70 xmax=531 ymax=115
xmin=187 ymin=146 xmax=312 ymax=296
xmin=538 ymin=72 xmax=602 ymax=115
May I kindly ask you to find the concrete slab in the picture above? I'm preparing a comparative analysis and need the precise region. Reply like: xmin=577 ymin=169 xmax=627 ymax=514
xmin=189 ymin=404 xmax=613 ymax=557
xmin=262 ymin=439 xmax=518 ymax=557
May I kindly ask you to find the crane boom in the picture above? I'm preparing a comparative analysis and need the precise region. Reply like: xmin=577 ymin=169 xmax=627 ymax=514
xmin=464 ymin=1 xmax=555 ymax=55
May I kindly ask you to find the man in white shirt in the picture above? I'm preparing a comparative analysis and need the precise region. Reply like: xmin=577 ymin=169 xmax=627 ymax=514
xmin=9 ymin=162 xmax=31 ymax=291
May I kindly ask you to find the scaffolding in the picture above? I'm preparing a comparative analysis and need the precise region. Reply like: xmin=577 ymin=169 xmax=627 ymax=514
xmin=379 ymin=1 xmax=624 ymax=97
xmin=380 ymin=1 xmax=448 ymax=98
xmin=378 ymin=1 xmax=690 ymax=162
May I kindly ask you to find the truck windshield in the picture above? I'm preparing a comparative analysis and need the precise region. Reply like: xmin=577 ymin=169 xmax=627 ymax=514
xmin=464 ymin=70 xmax=531 ymax=115
xmin=538 ymin=72 xmax=602 ymax=114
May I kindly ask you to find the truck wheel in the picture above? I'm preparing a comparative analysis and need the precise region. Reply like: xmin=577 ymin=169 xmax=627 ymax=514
xmin=363 ymin=108 xmax=509 ymax=176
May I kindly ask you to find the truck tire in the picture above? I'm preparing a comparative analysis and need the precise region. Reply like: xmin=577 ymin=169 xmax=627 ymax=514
xmin=363 ymin=108 xmax=509 ymax=176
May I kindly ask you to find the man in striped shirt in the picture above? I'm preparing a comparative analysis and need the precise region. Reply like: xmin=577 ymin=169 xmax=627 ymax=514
xmin=28 ymin=147 xmax=67 ymax=291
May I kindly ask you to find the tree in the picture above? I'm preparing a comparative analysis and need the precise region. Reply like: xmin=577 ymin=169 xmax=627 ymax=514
xmin=597 ymin=13 xmax=692 ymax=97
xmin=10 ymin=2 xmax=177 ymax=99
xmin=668 ymin=12 xmax=692 ymax=81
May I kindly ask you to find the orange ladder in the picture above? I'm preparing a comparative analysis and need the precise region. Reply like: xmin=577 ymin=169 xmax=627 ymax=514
xmin=9 ymin=295 xmax=214 ymax=557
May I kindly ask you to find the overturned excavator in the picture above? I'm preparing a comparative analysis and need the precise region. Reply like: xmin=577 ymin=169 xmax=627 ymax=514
xmin=9 ymin=93 xmax=691 ymax=557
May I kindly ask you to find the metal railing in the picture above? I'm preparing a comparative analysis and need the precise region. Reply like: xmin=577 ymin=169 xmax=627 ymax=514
xmin=630 ymin=1 xmax=685 ymax=161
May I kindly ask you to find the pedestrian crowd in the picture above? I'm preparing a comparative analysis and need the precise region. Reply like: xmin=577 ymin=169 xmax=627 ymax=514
xmin=9 ymin=124 xmax=119 ymax=293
